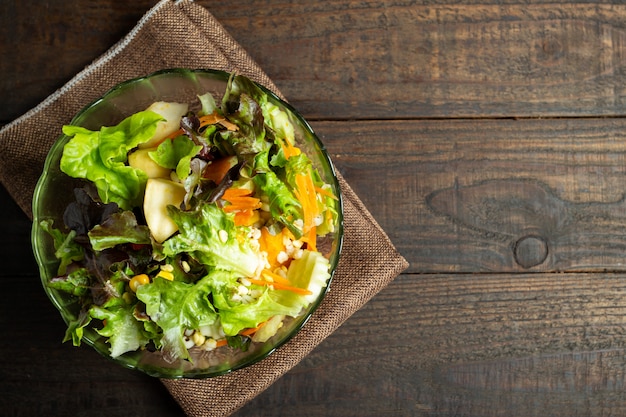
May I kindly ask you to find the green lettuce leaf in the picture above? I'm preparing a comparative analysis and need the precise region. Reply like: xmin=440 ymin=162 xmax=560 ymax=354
xmin=261 ymin=101 xmax=296 ymax=146
xmin=148 ymin=136 xmax=202 ymax=180
xmin=48 ymin=267 xmax=91 ymax=297
xmin=89 ymin=302 xmax=152 ymax=358
xmin=197 ymin=92 xmax=218 ymax=116
xmin=252 ymin=169 xmax=303 ymax=237
xmin=88 ymin=210 xmax=151 ymax=251
xmin=39 ymin=219 xmax=84 ymax=275
xmin=136 ymin=276 xmax=218 ymax=361
xmin=208 ymin=270 xmax=307 ymax=335
xmin=62 ymin=309 xmax=92 ymax=347
xmin=60 ymin=110 xmax=163 ymax=209
xmin=163 ymin=203 xmax=262 ymax=277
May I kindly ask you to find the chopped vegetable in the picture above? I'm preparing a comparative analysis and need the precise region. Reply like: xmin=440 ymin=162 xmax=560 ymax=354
xmin=43 ymin=73 xmax=338 ymax=361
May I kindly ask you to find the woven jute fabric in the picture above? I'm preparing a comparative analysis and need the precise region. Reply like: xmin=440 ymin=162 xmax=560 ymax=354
xmin=0 ymin=1 xmax=409 ymax=416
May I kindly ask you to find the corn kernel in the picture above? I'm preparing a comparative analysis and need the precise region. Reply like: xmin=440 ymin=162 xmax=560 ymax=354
xmin=192 ymin=332 xmax=206 ymax=347
xmin=156 ymin=270 xmax=174 ymax=281
xmin=129 ymin=274 xmax=150 ymax=292
xmin=202 ymin=338 xmax=218 ymax=351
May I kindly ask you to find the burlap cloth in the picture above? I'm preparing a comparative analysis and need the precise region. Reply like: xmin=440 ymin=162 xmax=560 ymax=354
xmin=0 ymin=1 xmax=408 ymax=415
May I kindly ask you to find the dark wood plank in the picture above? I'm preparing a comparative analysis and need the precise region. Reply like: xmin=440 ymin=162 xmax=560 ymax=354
xmin=5 ymin=1 xmax=626 ymax=122
xmin=311 ymin=117 xmax=626 ymax=272
xmin=10 ymin=170 xmax=626 ymax=417
xmin=0 ymin=0 xmax=156 ymax=122
xmin=4 ymin=1 xmax=626 ymax=416
xmin=234 ymin=271 xmax=626 ymax=417
xmin=202 ymin=0 xmax=626 ymax=119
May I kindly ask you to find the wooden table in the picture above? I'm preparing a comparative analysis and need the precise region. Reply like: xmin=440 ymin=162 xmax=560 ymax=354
xmin=4 ymin=1 xmax=626 ymax=415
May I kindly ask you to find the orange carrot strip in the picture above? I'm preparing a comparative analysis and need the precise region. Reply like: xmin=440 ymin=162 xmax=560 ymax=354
xmin=221 ymin=188 xmax=262 ymax=214
xmin=300 ymin=226 xmax=317 ymax=252
xmin=305 ymin=173 xmax=319 ymax=219
xmin=295 ymin=172 xmax=319 ymax=236
xmin=282 ymin=227 xmax=296 ymax=241
xmin=222 ymin=188 xmax=253 ymax=198
xmin=239 ymin=321 xmax=266 ymax=337
xmin=222 ymin=197 xmax=261 ymax=205
xmin=223 ymin=205 xmax=262 ymax=214
xmin=315 ymin=186 xmax=338 ymax=200
xmin=282 ymin=143 xmax=301 ymax=159
xmin=222 ymin=201 xmax=262 ymax=212
xmin=232 ymin=209 xmax=256 ymax=226
xmin=247 ymin=278 xmax=313 ymax=296
xmin=259 ymin=227 xmax=286 ymax=268
xmin=198 ymin=113 xmax=222 ymax=126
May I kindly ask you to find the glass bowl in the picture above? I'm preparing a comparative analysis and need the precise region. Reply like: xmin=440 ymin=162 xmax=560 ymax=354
xmin=31 ymin=69 xmax=343 ymax=378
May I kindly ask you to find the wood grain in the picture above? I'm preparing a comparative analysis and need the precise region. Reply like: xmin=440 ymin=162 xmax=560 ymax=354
xmin=6 ymin=1 xmax=626 ymax=122
xmin=311 ymin=117 xmax=626 ymax=272
xmin=0 ymin=0 xmax=156 ymax=123
xmin=4 ymin=0 xmax=626 ymax=416
xmin=203 ymin=0 xmax=626 ymax=119
xmin=233 ymin=272 xmax=626 ymax=417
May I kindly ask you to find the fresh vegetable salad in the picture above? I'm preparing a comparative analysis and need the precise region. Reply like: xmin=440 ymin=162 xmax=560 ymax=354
xmin=41 ymin=74 xmax=340 ymax=363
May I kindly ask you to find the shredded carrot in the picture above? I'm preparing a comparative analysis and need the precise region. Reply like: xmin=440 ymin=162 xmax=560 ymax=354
xmin=222 ymin=188 xmax=252 ymax=198
xmin=259 ymin=227 xmax=286 ymax=268
xmin=300 ymin=226 xmax=317 ymax=252
xmin=247 ymin=277 xmax=313 ymax=296
xmin=219 ymin=188 xmax=263 ymax=225
xmin=282 ymin=143 xmax=301 ymax=159
xmin=221 ymin=188 xmax=262 ymax=212
xmin=222 ymin=195 xmax=260 ymax=204
xmin=294 ymin=171 xmax=319 ymax=235
xmin=239 ymin=321 xmax=266 ymax=337
xmin=315 ymin=186 xmax=338 ymax=200
xmin=159 ymin=112 xmax=239 ymax=147
xmin=261 ymin=269 xmax=292 ymax=286
xmin=215 ymin=339 xmax=228 ymax=347
xmin=282 ymin=227 xmax=296 ymax=241
xmin=232 ymin=209 xmax=259 ymax=226
xmin=222 ymin=200 xmax=262 ymax=212
xmin=198 ymin=113 xmax=222 ymax=126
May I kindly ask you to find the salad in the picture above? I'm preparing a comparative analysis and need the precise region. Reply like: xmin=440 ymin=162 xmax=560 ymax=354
xmin=41 ymin=74 xmax=340 ymax=363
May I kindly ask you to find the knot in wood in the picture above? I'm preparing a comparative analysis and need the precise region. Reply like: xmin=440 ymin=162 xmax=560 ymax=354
xmin=513 ymin=235 xmax=548 ymax=268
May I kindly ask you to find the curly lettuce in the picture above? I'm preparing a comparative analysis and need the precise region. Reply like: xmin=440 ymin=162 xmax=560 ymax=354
xmin=60 ymin=110 xmax=164 ymax=209
xmin=163 ymin=203 xmax=262 ymax=277
xmin=136 ymin=276 xmax=218 ymax=362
